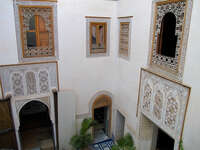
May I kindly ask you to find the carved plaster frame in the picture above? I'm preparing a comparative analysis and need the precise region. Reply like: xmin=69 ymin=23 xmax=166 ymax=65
xmin=0 ymin=61 xmax=59 ymax=98
xmin=13 ymin=0 xmax=59 ymax=62
xmin=147 ymin=0 xmax=193 ymax=80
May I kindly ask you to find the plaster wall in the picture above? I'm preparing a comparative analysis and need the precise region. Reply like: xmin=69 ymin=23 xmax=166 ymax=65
xmin=116 ymin=0 xmax=152 ymax=141
xmin=57 ymin=0 xmax=119 ymax=115
xmin=117 ymin=0 xmax=200 ymax=149
xmin=182 ymin=0 xmax=200 ymax=149
xmin=0 ymin=0 xmax=119 ymax=114
xmin=0 ymin=0 xmax=200 ymax=150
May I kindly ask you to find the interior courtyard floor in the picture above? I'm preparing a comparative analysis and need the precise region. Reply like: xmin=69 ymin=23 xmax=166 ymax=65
xmin=20 ymin=127 xmax=54 ymax=150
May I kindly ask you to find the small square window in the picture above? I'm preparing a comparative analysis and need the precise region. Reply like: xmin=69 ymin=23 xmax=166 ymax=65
xmin=86 ymin=17 xmax=111 ymax=57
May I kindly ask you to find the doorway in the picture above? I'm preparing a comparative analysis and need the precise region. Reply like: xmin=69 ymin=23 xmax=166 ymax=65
xmin=19 ymin=101 xmax=54 ymax=149
xmin=92 ymin=94 xmax=112 ymax=142
xmin=139 ymin=114 xmax=175 ymax=150
xmin=156 ymin=128 xmax=174 ymax=150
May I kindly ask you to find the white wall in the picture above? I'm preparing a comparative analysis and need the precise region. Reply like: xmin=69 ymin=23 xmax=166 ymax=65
xmin=116 ymin=0 xmax=153 ymax=142
xmin=117 ymin=0 xmax=200 ymax=150
xmin=0 ymin=0 xmax=200 ymax=149
xmin=0 ymin=0 xmax=18 ymax=65
xmin=57 ymin=0 xmax=119 ymax=114
xmin=182 ymin=0 xmax=200 ymax=149
xmin=58 ymin=90 xmax=76 ymax=150
xmin=0 ymin=0 xmax=119 ymax=113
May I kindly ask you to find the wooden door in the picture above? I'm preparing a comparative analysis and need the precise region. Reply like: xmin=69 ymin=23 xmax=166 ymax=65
xmin=0 ymin=99 xmax=17 ymax=149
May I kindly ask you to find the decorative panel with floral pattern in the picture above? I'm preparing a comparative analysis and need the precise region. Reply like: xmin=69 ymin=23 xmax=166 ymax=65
xmin=25 ymin=71 xmax=37 ymax=95
xmin=0 ymin=62 xmax=58 ymax=98
xmin=138 ymin=68 xmax=190 ymax=150
xmin=153 ymin=90 xmax=163 ymax=120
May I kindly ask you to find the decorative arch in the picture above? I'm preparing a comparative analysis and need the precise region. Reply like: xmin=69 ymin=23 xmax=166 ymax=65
xmin=19 ymin=100 xmax=50 ymax=131
xmin=14 ymin=98 xmax=52 ymax=130
xmin=89 ymin=91 xmax=113 ymax=137
xmin=88 ymin=90 xmax=113 ymax=113
xmin=17 ymin=99 xmax=50 ymax=117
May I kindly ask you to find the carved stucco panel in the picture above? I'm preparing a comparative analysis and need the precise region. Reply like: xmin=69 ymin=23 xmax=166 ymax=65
xmin=142 ymin=81 xmax=153 ymax=112
xmin=138 ymin=68 xmax=190 ymax=150
xmin=11 ymin=72 xmax=25 ymax=97
xmin=39 ymin=70 xmax=50 ymax=93
xmin=25 ymin=71 xmax=37 ymax=95
xmin=153 ymin=90 xmax=164 ymax=121
xmin=0 ymin=62 xmax=58 ymax=98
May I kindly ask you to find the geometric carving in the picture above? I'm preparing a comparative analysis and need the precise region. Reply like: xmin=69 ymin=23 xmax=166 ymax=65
xmin=39 ymin=70 xmax=50 ymax=93
xmin=13 ymin=0 xmax=59 ymax=63
xmin=138 ymin=68 xmax=191 ymax=150
xmin=25 ymin=71 xmax=37 ymax=95
xmin=149 ymin=0 xmax=193 ymax=78
xmin=0 ymin=62 xmax=58 ymax=98
xmin=142 ymin=83 xmax=152 ymax=112
xmin=153 ymin=90 xmax=163 ymax=120
xmin=165 ymin=96 xmax=178 ymax=130
xmin=11 ymin=72 xmax=24 ymax=97
xmin=19 ymin=6 xmax=54 ymax=58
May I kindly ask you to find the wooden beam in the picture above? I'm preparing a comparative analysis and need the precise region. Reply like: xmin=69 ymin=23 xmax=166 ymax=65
xmin=118 ymin=16 xmax=133 ymax=19
xmin=16 ymin=0 xmax=57 ymax=2
xmin=85 ymin=16 xmax=111 ymax=19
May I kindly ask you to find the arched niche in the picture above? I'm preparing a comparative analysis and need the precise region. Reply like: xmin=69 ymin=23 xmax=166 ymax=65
xmin=18 ymin=100 xmax=54 ymax=149
xmin=88 ymin=90 xmax=113 ymax=113
xmin=91 ymin=93 xmax=112 ymax=137
xmin=157 ymin=12 xmax=177 ymax=58
xmin=19 ymin=100 xmax=51 ymax=131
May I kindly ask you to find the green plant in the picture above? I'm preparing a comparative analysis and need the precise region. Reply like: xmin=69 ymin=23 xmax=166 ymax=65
xmin=179 ymin=139 xmax=184 ymax=150
xmin=70 ymin=118 xmax=97 ymax=150
xmin=111 ymin=133 xmax=136 ymax=150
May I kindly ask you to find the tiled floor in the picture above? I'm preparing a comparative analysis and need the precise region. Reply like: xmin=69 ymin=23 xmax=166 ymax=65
xmin=91 ymin=139 xmax=114 ymax=150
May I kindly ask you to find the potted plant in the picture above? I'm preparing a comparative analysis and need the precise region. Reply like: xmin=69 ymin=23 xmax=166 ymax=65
xmin=111 ymin=133 xmax=136 ymax=150
xmin=70 ymin=118 xmax=97 ymax=150
xmin=180 ymin=140 xmax=184 ymax=150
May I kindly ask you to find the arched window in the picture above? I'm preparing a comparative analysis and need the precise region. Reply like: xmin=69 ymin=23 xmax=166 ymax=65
xmin=26 ymin=15 xmax=49 ymax=48
xmin=157 ymin=12 xmax=177 ymax=58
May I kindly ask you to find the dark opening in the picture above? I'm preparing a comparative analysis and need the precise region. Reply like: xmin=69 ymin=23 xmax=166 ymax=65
xmin=156 ymin=128 xmax=174 ymax=150
xmin=94 ymin=106 xmax=109 ymax=139
xmin=157 ymin=12 xmax=177 ymax=58
xmin=19 ymin=101 xmax=54 ymax=149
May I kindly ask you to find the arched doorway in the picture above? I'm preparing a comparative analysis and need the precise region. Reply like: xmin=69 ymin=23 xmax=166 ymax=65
xmin=19 ymin=101 xmax=54 ymax=149
xmin=92 ymin=94 xmax=112 ymax=141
